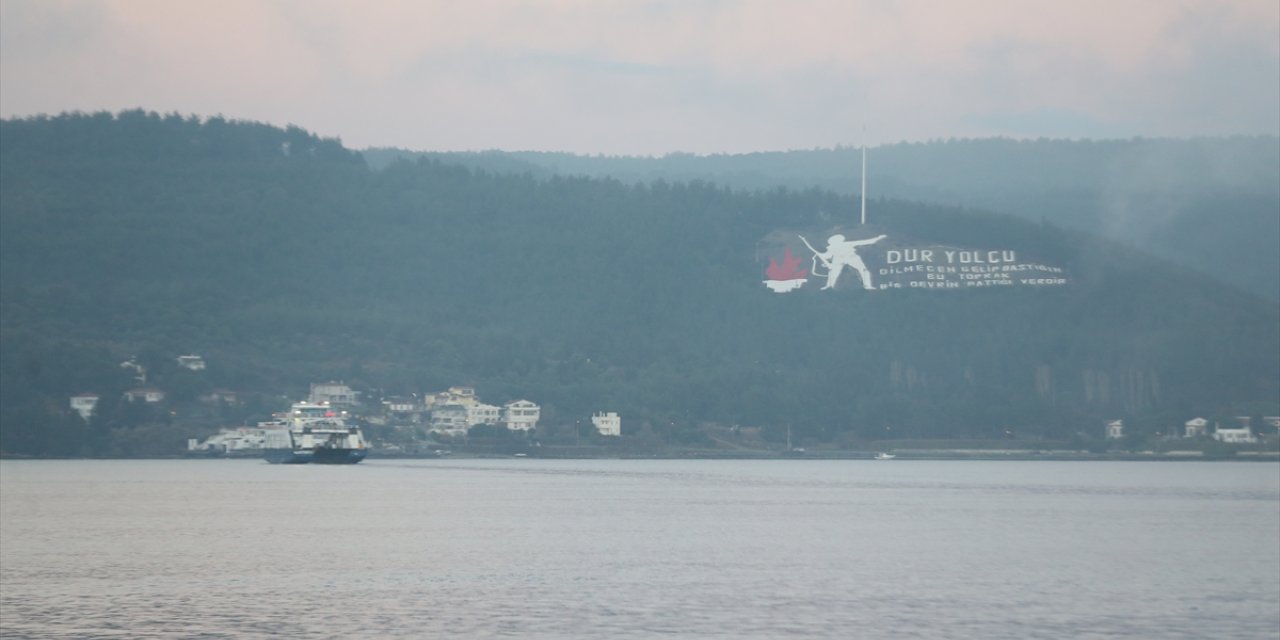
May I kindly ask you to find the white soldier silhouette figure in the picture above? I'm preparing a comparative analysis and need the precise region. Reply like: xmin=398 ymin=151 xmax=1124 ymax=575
xmin=800 ymin=233 xmax=888 ymax=290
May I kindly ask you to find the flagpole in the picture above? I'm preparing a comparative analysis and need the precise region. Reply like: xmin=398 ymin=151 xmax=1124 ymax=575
xmin=860 ymin=141 xmax=867 ymax=226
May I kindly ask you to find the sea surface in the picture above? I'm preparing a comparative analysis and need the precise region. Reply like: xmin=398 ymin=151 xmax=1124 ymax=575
xmin=1 ymin=458 xmax=1277 ymax=639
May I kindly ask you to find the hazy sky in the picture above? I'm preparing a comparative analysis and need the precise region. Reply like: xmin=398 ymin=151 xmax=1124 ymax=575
xmin=2 ymin=0 xmax=1277 ymax=155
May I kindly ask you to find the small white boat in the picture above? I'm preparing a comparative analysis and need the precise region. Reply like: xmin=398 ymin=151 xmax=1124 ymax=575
xmin=874 ymin=452 xmax=896 ymax=460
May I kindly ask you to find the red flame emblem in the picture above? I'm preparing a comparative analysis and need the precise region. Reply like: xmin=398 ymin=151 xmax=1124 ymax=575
xmin=766 ymin=246 xmax=808 ymax=280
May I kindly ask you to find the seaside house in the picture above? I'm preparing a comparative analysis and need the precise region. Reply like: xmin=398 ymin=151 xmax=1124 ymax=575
xmin=425 ymin=386 xmax=479 ymax=409
xmin=423 ymin=386 xmax=541 ymax=434
xmin=70 ymin=393 xmax=100 ymax=421
xmin=1213 ymin=421 xmax=1257 ymax=444
xmin=382 ymin=396 xmax=424 ymax=423
xmin=1105 ymin=420 xmax=1124 ymax=439
xmin=176 ymin=354 xmax=206 ymax=370
xmin=124 ymin=388 xmax=166 ymax=403
xmin=309 ymin=381 xmax=357 ymax=408
xmin=503 ymin=400 xmax=541 ymax=431
xmin=1184 ymin=417 xmax=1209 ymax=438
xmin=467 ymin=403 xmax=501 ymax=427
xmin=199 ymin=389 xmax=239 ymax=405
xmin=383 ymin=397 xmax=419 ymax=413
xmin=592 ymin=412 xmax=622 ymax=436
xmin=429 ymin=405 xmax=470 ymax=436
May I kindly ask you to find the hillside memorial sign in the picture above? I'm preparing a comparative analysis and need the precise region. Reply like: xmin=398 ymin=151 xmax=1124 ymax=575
xmin=760 ymin=228 xmax=1068 ymax=293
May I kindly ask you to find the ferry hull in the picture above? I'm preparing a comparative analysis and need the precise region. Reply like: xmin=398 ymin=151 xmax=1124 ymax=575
xmin=264 ymin=448 xmax=314 ymax=464
xmin=313 ymin=448 xmax=367 ymax=464
xmin=264 ymin=448 xmax=366 ymax=464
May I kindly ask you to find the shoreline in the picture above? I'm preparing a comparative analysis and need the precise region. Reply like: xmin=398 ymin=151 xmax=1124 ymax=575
xmin=4 ymin=450 xmax=1278 ymax=462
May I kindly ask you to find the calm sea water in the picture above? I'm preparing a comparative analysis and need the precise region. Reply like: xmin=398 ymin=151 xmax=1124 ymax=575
xmin=1 ymin=459 xmax=1277 ymax=639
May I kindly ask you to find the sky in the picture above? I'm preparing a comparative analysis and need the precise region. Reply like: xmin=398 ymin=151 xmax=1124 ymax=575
xmin=1 ymin=0 xmax=1277 ymax=155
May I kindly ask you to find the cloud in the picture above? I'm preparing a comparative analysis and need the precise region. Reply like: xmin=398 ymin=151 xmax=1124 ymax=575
xmin=959 ymin=108 xmax=1127 ymax=140
xmin=1 ymin=0 xmax=1276 ymax=154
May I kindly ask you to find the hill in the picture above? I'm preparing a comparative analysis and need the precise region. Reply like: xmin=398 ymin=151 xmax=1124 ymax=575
xmin=1 ymin=111 xmax=1277 ymax=456
xmin=365 ymin=137 xmax=1280 ymax=300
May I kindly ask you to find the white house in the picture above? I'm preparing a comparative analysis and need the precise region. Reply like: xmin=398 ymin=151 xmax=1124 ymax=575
xmin=592 ymin=412 xmax=621 ymax=436
xmin=176 ymin=354 xmax=206 ymax=371
xmin=503 ymin=400 xmax=541 ymax=431
xmin=384 ymin=397 xmax=417 ymax=412
xmin=380 ymin=396 xmax=423 ymax=423
xmin=70 ymin=393 xmax=100 ymax=421
xmin=124 ymin=388 xmax=166 ymax=403
xmin=426 ymin=386 xmax=478 ymax=409
xmin=429 ymin=405 xmax=470 ymax=436
xmin=309 ymin=381 xmax=357 ymax=407
xmin=1214 ymin=424 xmax=1257 ymax=444
xmin=1184 ymin=417 xmax=1209 ymax=438
xmin=199 ymin=389 xmax=239 ymax=405
xmin=467 ymin=402 xmax=501 ymax=427
xmin=1105 ymin=420 xmax=1124 ymax=439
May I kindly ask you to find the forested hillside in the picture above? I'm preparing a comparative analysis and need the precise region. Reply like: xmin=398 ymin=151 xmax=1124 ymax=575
xmin=366 ymin=137 xmax=1280 ymax=300
xmin=2 ymin=112 xmax=1277 ymax=456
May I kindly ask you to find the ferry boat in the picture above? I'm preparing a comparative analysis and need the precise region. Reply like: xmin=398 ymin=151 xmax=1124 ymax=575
xmin=186 ymin=426 xmax=274 ymax=458
xmin=263 ymin=401 xmax=368 ymax=464
xmin=874 ymin=452 xmax=896 ymax=460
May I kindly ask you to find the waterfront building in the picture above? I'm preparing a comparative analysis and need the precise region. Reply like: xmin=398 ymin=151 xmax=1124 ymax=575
xmin=1213 ymin=424 xmax=1257 ymax=444
xmin=199 ymin=389 xmax=239 ymax=405
xmin=309 ymin=381 xmax=357 ymax=407
xmin=467 ymin=402 xmax=501 ymax=427
xmin=1105 ymin=420 xmax=1124 ymax=439
xmin=1184 ymin=417 xmax=1209 ymax=438
xmin=176 ymin=354 xmax=206 ymax=370
xmin=425 ymin=386 xmax=479 ymax=409
xmin=592 ymin=412 xmax=621 ymax=436
xmin=124 ymin=388 xmax=166 ymax=403
xmin=381 ymin=396 xmax=424 ymax=424
xmin=429 ymin=405 xmax=470 ymax=436
xmin=70 ymin=393 xmax=100 ymax=421
xmin=503 ymin=400 xmax=540 ymax=431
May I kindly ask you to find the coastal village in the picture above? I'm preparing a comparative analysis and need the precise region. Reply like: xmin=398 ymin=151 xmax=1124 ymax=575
xmin=177 ymin=380 xmax=622 ymax=456
xmin=64 ymin=353 xmax=624 ymax=456
xmin=63 ymin=353 xmax=1279 ymax=459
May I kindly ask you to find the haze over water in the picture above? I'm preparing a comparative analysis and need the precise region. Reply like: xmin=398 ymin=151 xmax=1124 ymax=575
xmin=2 ymin=459 xmax=1278 ymax=639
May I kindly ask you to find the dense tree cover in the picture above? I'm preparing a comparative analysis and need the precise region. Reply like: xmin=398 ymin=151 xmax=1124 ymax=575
xmin=366 ymin=136 xmax=1280 ymax=299
xmin=2 ymin=112 xmax=1277 ymax=456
